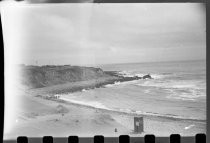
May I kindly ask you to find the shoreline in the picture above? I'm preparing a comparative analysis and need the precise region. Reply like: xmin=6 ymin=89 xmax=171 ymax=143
xmin=4 ymin=93 xmax=206 ymax=139
xmin=29 ymin=71 xmax=149 ymax=95
xmin=6 ymin=65 xmax=205 ymax=138
xmin=28 ymin=71 xmax=205 ymax=122
xmin=48 ymin=97 xmax=206 ymax=123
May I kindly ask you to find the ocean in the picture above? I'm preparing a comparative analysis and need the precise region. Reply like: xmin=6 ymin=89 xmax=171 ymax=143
xmin=60 ymin=60 xmax=206 ymax=121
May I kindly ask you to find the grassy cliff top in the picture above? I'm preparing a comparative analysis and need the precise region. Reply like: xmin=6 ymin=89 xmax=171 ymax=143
xmin=19 ymin=65 xmax=114 ymax=88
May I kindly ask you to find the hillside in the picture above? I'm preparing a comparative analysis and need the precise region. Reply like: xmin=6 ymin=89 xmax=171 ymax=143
xmin=19 ymin=65 xmax=114 ymax=89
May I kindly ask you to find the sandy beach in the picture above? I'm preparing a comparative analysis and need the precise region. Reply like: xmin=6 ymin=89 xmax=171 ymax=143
xmin=4 ymin=62 xmax=206 ymax=139
xmin=2 ymin=2 xmax=206 ymax=141
xmin=4 ymin=86 xmax=205 ymax=139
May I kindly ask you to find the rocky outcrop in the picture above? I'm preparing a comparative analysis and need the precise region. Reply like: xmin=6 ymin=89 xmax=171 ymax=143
xmin=19 ymin=65 xmax=153 ymax=91
xmin=142 ymin=74 xmax=152 ymax=79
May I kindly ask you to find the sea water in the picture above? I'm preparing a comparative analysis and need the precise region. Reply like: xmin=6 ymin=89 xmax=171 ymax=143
xmin=60 ymin=60 xmax=206 ymax=121
xmin=102 ymin=60 xmax=206 ymax=101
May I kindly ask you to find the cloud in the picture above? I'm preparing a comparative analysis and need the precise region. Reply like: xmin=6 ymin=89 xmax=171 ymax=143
xmin=2 ymin=3 xmax=205 ymax=65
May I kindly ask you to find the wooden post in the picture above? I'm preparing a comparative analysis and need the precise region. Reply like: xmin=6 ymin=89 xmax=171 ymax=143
xmin=134 ymin=117 xmax=143 ymax=133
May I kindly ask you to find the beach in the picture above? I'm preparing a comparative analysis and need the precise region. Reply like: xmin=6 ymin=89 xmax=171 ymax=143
xmin=4 ymin=90 xmax=205 ymax=139
xmin=4 ymin=60 xmax=206 ymax=139
xmin=2 ymin=2 xmax=206 ymax=140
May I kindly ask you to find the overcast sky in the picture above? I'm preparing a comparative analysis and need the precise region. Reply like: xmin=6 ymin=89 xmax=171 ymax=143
xmin=2 ymin=3 xmax=206 ymax=65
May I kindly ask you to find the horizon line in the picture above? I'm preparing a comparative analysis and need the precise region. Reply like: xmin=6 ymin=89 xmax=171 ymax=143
xmin=18 ymin=58 xmax=205 ymax=67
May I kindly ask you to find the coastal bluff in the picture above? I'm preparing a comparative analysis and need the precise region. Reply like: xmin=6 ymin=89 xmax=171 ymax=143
xmin=18 ymin=65 xmax=144 ymax=94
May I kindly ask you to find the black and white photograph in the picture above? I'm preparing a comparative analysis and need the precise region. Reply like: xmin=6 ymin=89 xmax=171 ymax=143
xmin=1 ymin=1 xmax=206 ymax=139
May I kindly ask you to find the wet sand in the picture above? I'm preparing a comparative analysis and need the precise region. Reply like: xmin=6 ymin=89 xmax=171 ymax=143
xmin=4 ymin=89 xmax=206 ymax=139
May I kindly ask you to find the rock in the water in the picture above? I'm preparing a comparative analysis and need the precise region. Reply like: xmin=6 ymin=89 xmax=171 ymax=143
xmin=142 ymin=74 xmax=152 ymax=79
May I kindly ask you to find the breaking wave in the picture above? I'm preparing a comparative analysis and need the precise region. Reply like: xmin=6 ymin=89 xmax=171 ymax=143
xmin=136 ymin=80 xmax=206 ymax=100
xmin=59 ymin=96 xmax=205 ymax=121
xmin=60 ymin=97 xmax=111 ymax=110
xmin=104 ymin=80 xmax=139 ymax=88
xmin=109 ymin=70 xmax=206 ymax=101
xmin=117 ymin=70 xmax=170 ymax=79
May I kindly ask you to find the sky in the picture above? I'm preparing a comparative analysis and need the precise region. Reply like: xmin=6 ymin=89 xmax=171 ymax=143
xmin=1 ymin=2 xmax=206 ymax=66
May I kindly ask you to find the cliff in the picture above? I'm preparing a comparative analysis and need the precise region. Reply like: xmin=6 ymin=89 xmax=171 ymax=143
xmin=19 ymin=65 xmax=113 ymax=88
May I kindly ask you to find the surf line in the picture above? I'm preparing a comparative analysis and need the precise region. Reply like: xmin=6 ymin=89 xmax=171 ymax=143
xmin=58 ymin=97 xmax=205 ymax=122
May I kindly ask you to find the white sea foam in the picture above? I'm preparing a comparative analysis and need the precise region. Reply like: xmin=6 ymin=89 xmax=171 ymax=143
xmin=108 ymin=70 xmax=206 ymax=101
xmin=104 ymin=84 xmax=115 ymax=88
xmin=137 ymin=80 xmax=202 ymax=90
xmin=60 ymin=97 xmax=111 ymax=110
xmin=117 ymin=70 xmax=168 ymax=80
xmin=166 ymin=88 xmax=205 ymax=101
xmin=104 ymin=81 xmax=121 ymax=88
xmin=134 ymin=73 xmax=145 ymax=77
xmin=118 ymin=71 xmax=144 ymax=78
xmin=117 ymin=71 xmax=134 ymax=77
xmin=166 ymin=95 xmax=196 ymax=101
xmin=59 ymin=97 xmax=203 ymax=121
xmin=150 ymin=74 xmax=166 ymax=79
xmin=136 ymin=77 xmax=206 ymax=100
xmin=104 ymin=80 xmax=139 ymax=88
